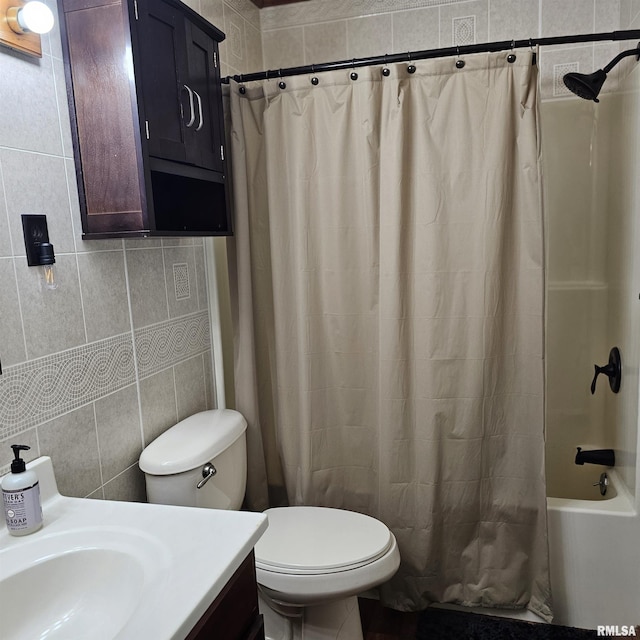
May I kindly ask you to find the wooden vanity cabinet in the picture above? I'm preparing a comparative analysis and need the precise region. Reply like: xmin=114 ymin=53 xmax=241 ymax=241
xmin=59 ymin=0 xmax=230 ymax=238
xmin=186 ymin=551 xmax=265 ymax=640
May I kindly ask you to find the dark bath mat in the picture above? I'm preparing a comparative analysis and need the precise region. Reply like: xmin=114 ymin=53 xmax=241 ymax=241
xmin=416 ymin=607 xmax=599 ymax=639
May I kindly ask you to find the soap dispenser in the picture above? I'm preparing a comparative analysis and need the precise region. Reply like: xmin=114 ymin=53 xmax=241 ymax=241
xmin=2 ymin=445 xmax=43 ymax=536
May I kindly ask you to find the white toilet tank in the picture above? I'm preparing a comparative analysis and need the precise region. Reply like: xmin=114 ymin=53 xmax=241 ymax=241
xmin=139 ymin=409 xmax=247 ymax=510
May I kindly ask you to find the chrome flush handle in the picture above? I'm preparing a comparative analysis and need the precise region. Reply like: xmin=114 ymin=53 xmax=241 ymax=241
xmin=196 ymin=462 xmax=217 ymax=489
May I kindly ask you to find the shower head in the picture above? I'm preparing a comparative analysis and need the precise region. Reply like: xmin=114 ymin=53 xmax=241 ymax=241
xmin=563 ymin=69 xmax=607 ymax=102
xmin=563 ymin=43 xmax=640 ymax=102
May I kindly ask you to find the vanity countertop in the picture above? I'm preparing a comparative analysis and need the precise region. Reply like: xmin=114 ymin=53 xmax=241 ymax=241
xmin=0 ymin=457 xmax=268 ymax=640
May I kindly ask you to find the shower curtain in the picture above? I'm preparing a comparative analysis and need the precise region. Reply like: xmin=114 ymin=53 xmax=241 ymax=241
xmin=228 ymin=50 xmax=552 ymax=620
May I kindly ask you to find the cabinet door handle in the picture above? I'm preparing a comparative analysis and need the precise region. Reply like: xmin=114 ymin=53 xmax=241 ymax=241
xmin=182 ymin=84 xmax=196 ymax=128
xmin=194 ymin=90 xmax=204 ymax=131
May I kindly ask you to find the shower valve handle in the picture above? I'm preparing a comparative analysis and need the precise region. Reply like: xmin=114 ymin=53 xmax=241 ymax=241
xmin=590 ymin=347 xmax=622 ymax=395
xmin=591 ymin=364 xmax=615 ymax=394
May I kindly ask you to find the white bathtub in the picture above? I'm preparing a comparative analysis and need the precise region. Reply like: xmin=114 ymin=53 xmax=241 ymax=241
xmin=547 ymin=468 xmax=640 ymax=629
xmin=438 ymin=467 xmax=640 ymax=628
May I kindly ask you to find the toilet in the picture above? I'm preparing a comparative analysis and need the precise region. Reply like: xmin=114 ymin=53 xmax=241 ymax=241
xmin=139 ymin=409 xmax=400 ymax=640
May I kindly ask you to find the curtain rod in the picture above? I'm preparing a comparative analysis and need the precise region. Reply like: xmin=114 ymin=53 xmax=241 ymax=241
xmin=224 ymin=29 xmax=640 ymax=84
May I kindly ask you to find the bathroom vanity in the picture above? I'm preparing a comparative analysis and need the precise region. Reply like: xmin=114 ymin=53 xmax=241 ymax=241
xmin=0 ymin=457 xmax=268 ymax=640
xmin=186 ymin=552 xmax=264 ymax=640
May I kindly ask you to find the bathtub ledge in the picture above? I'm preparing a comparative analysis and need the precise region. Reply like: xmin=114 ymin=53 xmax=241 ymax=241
xmin=547 ymin=470 xmax=637 ymax=516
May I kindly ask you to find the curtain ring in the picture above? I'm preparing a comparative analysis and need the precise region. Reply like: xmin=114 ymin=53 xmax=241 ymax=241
xmin=455 ymin=46 xmax=465 ymax=69
xmin=407 ymin=51 xmax=416 ymax=74
xmin=238 ymin=74 xmax=246 ymax=94
xmin=310 ymin=64 xmax=319 ymax=85
xmin=382 ymin=54 xmax=390 ymax=77
xmin=350 ymin=58 xmax=358 ymax=81
xmin=507 ymin=41 xmax=517 ymax=63
xmin=277 ymin=68 xmax=286 ymax=90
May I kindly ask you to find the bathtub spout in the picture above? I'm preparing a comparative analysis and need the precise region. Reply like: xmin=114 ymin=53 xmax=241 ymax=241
xmin=575 ymin=447 xmax=615 ymax=466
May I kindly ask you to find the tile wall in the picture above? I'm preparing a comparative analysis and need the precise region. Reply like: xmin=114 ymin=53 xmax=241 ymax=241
xmin=259 ymin=0 xmax=629 ymax=100
xmin=621 ymin=0 xmax=640 ymax=27
xmin=0 ymin=0 xmax=257 ymax=500
xmin=184 ymin=0 xmax=264 ymax=77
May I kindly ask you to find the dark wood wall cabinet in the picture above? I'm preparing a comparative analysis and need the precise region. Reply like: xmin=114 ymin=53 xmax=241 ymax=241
xmin=59 ymin=0 xmax=231 ymax=238
xmin=187 ymin=552 xmax=265 ymax=640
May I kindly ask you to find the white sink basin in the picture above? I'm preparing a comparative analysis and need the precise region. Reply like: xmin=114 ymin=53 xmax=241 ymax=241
xmin=0 ymin=528 xmax=166 ymax=640
xmin=0 ymin=457 xmax=268 ymax=640
xmin=2 ymin=548 xmax=141 ymax=640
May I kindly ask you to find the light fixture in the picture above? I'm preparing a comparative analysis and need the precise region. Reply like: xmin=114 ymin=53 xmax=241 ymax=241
xmin=22 ymin=214 xmax=58 ymax=290
xmin=1 ymin=0 xmax=54 ymax=58
xmin=7 ymin=0 xmax=53 ymax=34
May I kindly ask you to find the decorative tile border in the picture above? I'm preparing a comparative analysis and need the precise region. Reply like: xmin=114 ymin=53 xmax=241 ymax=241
xmin=0 ymin=311 xmax=211 ymax=439
xmin=0 ymin=334 xmax=136 ymax=439
xmin=135 ymin=311 xmax=211 ymax=379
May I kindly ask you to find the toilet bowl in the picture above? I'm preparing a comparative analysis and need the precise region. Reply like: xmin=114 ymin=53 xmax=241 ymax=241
xmin=255 ymin=506 xmax=400 ymax=640
xmin=139 ymin=409 xmax=400 ymax=640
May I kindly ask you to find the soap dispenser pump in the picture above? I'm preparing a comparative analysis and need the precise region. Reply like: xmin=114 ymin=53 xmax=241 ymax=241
xmin=2 ymin=444 xmax=43 ymax=536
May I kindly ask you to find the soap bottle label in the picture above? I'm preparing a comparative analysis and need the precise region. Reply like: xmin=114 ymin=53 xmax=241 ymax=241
xmin=3 ymin=482 xmax=43 ymax=532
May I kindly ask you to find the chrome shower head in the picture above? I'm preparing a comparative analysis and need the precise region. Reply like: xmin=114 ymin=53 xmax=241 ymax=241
xmin=563 ymin=43 xmax=640 ymax=102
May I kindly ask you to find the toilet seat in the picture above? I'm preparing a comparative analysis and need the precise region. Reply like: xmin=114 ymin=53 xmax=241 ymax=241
xmin=255 ymin=507 xmax=394 ymax=575
xmin=255 ymin=506 xmax=400 ymax=607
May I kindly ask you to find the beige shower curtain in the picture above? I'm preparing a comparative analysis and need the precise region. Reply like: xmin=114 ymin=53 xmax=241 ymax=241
xmin=228 ymin=51 xmax=552 ymax=620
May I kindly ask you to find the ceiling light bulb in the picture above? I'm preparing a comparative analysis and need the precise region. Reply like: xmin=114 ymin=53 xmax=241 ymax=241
xmin=16 ymin=1 xmax=55 ymax=35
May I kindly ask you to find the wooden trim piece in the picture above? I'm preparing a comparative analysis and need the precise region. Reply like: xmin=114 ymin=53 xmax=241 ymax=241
xmin=85 ymin=211 xmax=145 ymax=234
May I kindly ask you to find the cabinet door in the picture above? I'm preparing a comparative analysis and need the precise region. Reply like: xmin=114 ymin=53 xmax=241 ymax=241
xmin=136 ymin=0 xmax=189 ymax=164
xmin=184 ymin=21 xmax=224 ymax=172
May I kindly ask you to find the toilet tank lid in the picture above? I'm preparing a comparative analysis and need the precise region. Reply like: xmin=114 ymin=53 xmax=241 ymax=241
xmin=139 ymin=409 xmax=247 ymax=475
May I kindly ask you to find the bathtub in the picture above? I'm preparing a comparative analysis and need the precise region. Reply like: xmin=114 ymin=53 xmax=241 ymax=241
xmin=437 ymin=466 xmax=639 ymax=628
xmin=547 ymin=467 xmax=640 ymax=629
